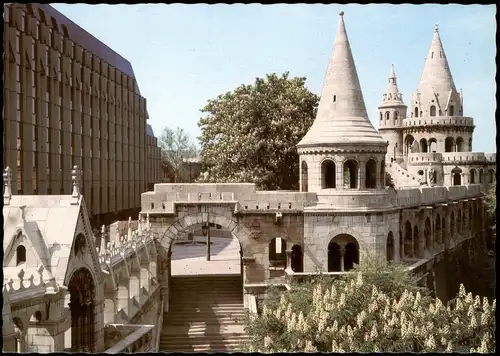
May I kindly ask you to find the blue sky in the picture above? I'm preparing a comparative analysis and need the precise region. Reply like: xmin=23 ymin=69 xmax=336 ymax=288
xmin=52 ymin=4 xmax=497 ymax=153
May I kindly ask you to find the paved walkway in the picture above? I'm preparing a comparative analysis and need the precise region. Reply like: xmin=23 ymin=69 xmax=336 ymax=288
xmin=171 ymin=235 xmax=241 ymax=276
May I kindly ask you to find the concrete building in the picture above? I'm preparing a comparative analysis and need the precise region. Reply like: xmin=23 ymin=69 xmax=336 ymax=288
xmin=2 ymin=11 xmax=495 ymax=353
xmin=2 ymin=3 xmax=162 ymax=225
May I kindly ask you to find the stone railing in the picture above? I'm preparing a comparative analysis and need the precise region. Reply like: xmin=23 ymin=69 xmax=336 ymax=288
xmin=441 ymin=152 xmax=487 ymax=163
xmin=394 ymin=184 xmax=482 ymax=208
xmin=98 ymin=216 xmax=155 ymax=267
xmin=154 ymin=297 xmax=164 ymax=352
xmin=408 ymin=152 xmax=443 ymax=163
xmin=386 ymin=161 xmax=422 ymax=187
xmin=104 ymin=325 xmax=155 ymax=353
xmin=484 ymin=153 xmax=496 ymax=162
xmin=402 ymin=116 xmax=474 ymax=128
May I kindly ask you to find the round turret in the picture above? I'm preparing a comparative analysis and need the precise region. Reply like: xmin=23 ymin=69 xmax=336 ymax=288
xmin=378 ymin=64 xmax=406 ymax=163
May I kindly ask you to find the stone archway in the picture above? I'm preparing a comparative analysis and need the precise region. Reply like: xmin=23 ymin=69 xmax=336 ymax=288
xmin=404 ymin=221 xmax=413 ymax=259
xmin=328 ymin=234 xmax=359 ymax=272
xmin=68 ymin=267 xmax=96 ymax=352
xmin=159 ymin=212 xmax=254 ymax=256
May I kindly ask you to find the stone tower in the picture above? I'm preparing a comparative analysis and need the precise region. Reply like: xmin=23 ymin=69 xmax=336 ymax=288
xmin=297 ymin=11 xmax=388 ymax=205
xmin=378 ymin=65 xmax=406 ymax=163
xmin=407 ymin=24 xmax=473 ymax=155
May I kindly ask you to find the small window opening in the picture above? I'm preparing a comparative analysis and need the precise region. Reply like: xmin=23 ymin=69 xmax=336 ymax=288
xmin=431 ymin=52 xmax=434 ymax=59
xmin=333 ymin=95 xmax=337 ymax=102
xmin=16 ymin=245 xmax=26 ymax=266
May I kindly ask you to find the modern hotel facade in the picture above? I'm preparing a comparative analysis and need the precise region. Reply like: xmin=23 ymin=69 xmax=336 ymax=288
xmin=3 ymin=3 xmax=162 ymax=224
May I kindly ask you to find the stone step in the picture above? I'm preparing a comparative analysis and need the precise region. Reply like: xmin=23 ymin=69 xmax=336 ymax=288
xmin=170 ymin=303 xmax=244 ymax=308
xmin=166 ymin=315 xmax=246 ymax=323
xmin=160 ymin=344 xmax=246 ymax=352
xmin=163 ymin=323 xmax=245 ymax=332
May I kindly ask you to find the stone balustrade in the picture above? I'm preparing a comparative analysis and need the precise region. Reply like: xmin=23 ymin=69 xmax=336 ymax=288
xmin=2 ymin=266 xmax=58 ymax=302
xmin=408 ymin=152 xmax=492 ymax=165
xmin=103 ymin=324 xmax=155 ymax=353
xmin=393 ymin=184 xmax=482 ymax=208
xmin=402 ymin=116 xmax=474 ymax=128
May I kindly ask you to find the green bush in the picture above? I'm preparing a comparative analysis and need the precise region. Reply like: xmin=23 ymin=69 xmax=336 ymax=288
xmin=244 ymin=259 xmax=495 ymax=353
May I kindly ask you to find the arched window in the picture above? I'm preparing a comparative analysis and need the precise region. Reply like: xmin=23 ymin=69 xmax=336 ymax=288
xmin=445 ymin=137 xmax=455 ymax=152
xmin=449 ymin=105 xmax=454 ymax=116
xmin=414 ymin=107 xmax=419 ymax=118
xmin=16 ymin=245 xmax=26 ymax=266
xmin=420 ymin=138 xmax=428 ymax=153
xmin=479 ymin=169 xmax=484 ymax=184
xmin=428 ymin=138 xmax=437 ymax=152
xmin=301 ymin=161 xmax=308 ymax=192
xmin=394 ymin=111 xmax=399 ymax=125
xmin=488 ymin=169 xmax=495 ymax=183
xmin=343 ymin=160 xmax=358 ymax=189
xmin=386 ymin=232 xmax=395 ymax=262
xmin=379 ymin=112 xmax=383 ymax=123
xmin=469 ymin=169 xmax=476 ymax=184
xmin=321 ymin=160 xmax=336 ymax=189
xmin=365 ymin=159 xmax=377 ymax=188
xmin=430 ymin=105 xmax=436 ymax=116
xmin=452 ymin=167 xmax=462 ymax=186
xmin=385 ymin=111 xmax=390 ymax=121
xmin=405 ymin=135 xmax=415 ymax=155
xmin=455 ymin=137 xmax=464 ymax=152
xmin=469 ymin=138 xmax=473 ymax=151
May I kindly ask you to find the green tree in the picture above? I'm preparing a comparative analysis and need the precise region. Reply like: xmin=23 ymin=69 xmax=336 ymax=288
xmin=158 ymin=126 xmax=198 ymax=183
xmin=197 ymin=72 xmax=319 ymax=190
xmin=244 ymin=259 xmax=495 ymax=353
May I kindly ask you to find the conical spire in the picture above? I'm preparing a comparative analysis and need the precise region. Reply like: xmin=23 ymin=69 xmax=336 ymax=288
xmin=379 ymin=64 xmax=405 ymax=107
xmin=298 ymin=12 xmax=385 ymax=148
xmin=417 ymin=24 xmax=457 ymax=95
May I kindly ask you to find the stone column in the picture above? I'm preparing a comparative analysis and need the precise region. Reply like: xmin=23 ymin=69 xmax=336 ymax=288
xmin=116 ymin=272 xmax=130 ymax=317
xmin=357 ymin=164 xmax=362 ymax=190
xmin=285 ymin=249 xmax=293 ymax=273
xmin=376 ymin=161 xmax=382 ymax=189
xmin=339 ymin=243 xmax=346 ymax=272
xmin=337 ymin=163 xmax=344 ymax=190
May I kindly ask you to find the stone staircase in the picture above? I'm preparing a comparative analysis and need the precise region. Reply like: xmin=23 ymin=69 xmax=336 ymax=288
xmin=160 ymin=275 xmax=248 ymax=352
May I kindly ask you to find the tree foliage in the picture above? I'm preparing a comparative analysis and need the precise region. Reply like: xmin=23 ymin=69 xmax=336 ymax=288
xmin=485 ymin=180 xmax=496 ymax=216
xmin=158 ymin=126 xmax=198 ymax=183
xmin=197 ymin=72 xmax=319 ymax=190
xmin=244 ymin=259 xmax=495 ymax=353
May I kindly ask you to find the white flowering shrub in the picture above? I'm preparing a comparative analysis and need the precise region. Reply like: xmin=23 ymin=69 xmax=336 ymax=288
xmin=244 ymin=260 xmax=495 ymax=353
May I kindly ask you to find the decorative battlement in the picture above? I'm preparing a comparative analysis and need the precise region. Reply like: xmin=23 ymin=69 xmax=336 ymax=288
xmin=142 ymin=184 xmax=317 ymax=214
xmin=3 ymin=266 xmax=47 ymax=296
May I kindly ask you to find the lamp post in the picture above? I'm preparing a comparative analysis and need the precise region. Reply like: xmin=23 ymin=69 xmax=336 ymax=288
xmin=202 ymin=220 xmax=211 ymax=261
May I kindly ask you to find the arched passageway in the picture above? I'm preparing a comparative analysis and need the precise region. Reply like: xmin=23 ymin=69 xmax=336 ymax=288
xmin=435 ymin=214 xmax=442 ymax=244
xmin=386 ymin=232 xmax=395 ymax=262
xmin=413 ymin=226 xmax=420 ymax=258
xmin=291 ymin=245 xmax=303 ymax=272
xmin=68 ymin=267 xmax=96 ymax=352
xmin=404 ymin=221 xmax=413 ymax=259
xmin=327 ymin=235 xmax=359 ymax=272
xmin=428 ymin=138 xmax=437 ymax=152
